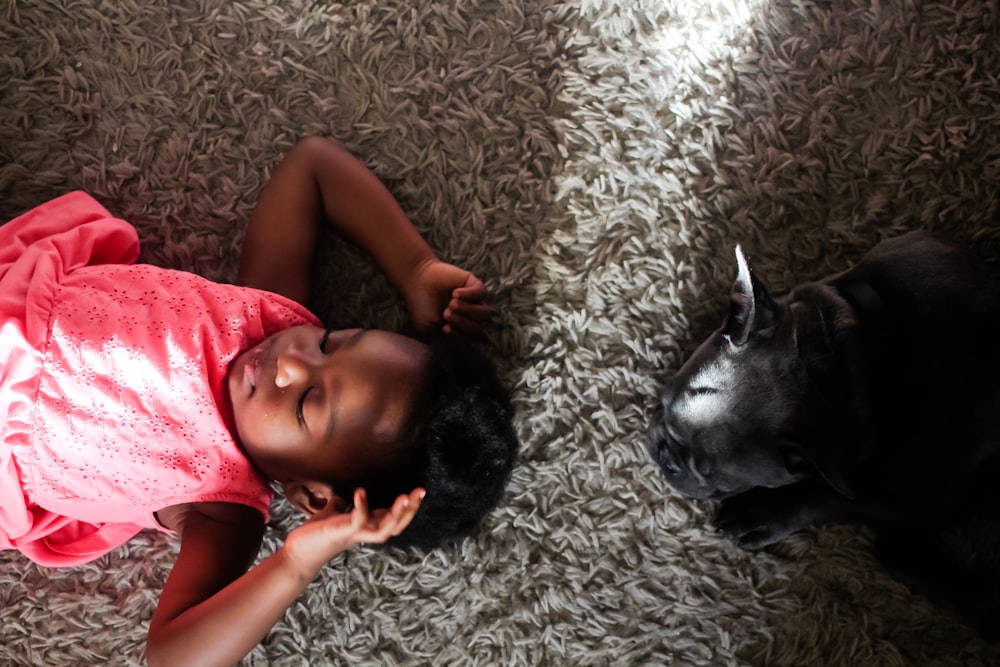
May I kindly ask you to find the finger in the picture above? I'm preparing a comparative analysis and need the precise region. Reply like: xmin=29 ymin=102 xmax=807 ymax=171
xmin=452 ymin=278 xmax=488 ymax=303
xmin=447 ymin=299 xmax=494 ymax=323
xmin=389 ymin=488 xmax=425 ymax=536
xmin=350 ymin=488 xmax=370 ymax=533
xmin=381 ymin=492 xmax=415 ymax=530
xmin=442 ymin=310 xmax=487 ymax=339
xmin=358 ymin=489 xmax=425 ymax=542
xmin=356 ymin=505 xmax=408 ymax=543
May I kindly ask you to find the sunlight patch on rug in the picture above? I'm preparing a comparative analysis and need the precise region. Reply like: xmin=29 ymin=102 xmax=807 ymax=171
xmin=547 ymin=0 xmax=767 ymax=392
xmin=520 ymin=2 xmax=793 ymax=664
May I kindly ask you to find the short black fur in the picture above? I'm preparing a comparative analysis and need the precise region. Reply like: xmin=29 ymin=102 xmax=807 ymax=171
xmin=648 ymin=231 xmax=1000 ymax=637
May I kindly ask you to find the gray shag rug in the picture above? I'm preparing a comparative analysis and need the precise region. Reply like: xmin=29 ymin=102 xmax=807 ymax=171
xmin=2 ymin=0 xmax=1000 ymax=665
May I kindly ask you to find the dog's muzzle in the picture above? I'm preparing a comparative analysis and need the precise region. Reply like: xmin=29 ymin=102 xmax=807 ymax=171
xmin=647 ymin=418 xmax=684 ymax=479
xmin=647 ymin=404 xmax=723 ymax=500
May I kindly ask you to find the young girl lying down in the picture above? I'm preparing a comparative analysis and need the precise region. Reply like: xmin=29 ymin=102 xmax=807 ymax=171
xmin=0 ymin=136 xmax=519 ymax=666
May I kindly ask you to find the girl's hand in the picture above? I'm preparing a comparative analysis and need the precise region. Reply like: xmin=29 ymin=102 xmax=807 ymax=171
xmin=407 ymin=258 xmax=494 ymax=337
xmin=148 ymin=491 xmax=422 ymax=666
xmin=282 ymin=488 xmax=425 ymax=579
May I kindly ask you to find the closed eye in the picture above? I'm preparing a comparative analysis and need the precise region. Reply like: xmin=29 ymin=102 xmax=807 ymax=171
xmin=688 ymin=386 xmax=717 ymax=396
xmin=297 ymin=388 xmax=312 ymax=429
xmin=299 ymin=329 xmax=333 ymax=429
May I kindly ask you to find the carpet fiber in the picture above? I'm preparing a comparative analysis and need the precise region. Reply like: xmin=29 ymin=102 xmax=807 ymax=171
xmin=2 ymin=0 xmax=1000 ymax=665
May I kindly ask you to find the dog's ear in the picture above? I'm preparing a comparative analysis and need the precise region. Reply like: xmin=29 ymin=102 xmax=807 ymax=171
xmin=726 ymin=245 xmax=778 ymax=345
xmin=780 ymin=440 xmax=856 ymax=500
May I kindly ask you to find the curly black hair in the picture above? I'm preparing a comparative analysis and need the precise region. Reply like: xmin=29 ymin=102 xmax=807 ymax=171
xmin=357 ymin=332 xmax=519 ymax=550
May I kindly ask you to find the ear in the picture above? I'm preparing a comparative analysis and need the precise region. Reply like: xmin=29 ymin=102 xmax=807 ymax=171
xmin=283 ymin=480 xmax=341 ymax=516
xmin=811 ymin=457 xmax=855 ymax=500
xmin=780 ymin=441 xmax=856 ymax=500
xmin=726 ymin=245 xmax=777 ymax=345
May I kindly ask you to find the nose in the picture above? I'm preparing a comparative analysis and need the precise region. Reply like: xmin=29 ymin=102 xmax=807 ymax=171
xmin=275 ymin=348 xmax=311 ymax=388
xmin=648 ymin=424 xmax=683 ymax=477
xmin=648 ymin=393 xmax=686 ymax=478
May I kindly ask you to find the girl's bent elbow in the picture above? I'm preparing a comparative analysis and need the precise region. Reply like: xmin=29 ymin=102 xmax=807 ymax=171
xmin=294 ymin=135 xmax=335 ymax=157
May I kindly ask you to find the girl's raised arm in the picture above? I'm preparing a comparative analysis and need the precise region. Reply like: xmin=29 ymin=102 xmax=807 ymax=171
xmin=146 ymin=489 xmax=422 ymax=667
xmin=237 ymin=136 xmax=492 ymax=335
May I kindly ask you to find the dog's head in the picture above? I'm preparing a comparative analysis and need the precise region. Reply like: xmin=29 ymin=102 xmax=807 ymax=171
xmin=647 ymin=246 xmax=861 ymax=501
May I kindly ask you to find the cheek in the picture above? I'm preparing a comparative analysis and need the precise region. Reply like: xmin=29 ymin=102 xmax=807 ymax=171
xmin=337 ymin=397 xmax=377 ymax=444
xmin=237 ymin=403 xmax=287 ymax=451
xmin=738 ymin=451 xmax=799 ymax=487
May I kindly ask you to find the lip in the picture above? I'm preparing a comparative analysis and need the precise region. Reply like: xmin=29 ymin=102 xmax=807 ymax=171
xmin=244 ymin=346 xmax=264 ymax=396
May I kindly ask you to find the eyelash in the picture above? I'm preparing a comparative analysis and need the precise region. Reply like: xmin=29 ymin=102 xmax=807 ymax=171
xmin=296 ymin=393 xmax=308 ymax=428
xmin=297 ymin=329 xmax=333 ymax=427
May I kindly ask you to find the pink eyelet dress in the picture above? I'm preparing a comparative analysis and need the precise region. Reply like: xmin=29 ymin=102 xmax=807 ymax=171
xmin=1 ymin=192 xmax=320 ymax=567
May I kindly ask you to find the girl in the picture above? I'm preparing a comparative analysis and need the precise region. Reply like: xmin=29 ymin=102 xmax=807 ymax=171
xmin=0 ymin=136 xmax=519 ymax=666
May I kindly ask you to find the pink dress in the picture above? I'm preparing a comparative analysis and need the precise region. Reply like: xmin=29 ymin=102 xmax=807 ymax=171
xmin=0 ymin=192 xmax=320 ymax=567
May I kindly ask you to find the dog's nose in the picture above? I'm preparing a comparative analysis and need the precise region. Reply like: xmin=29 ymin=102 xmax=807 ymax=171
xmin=647 ymin=422 xmax=683 ymax=477
xmin=658 ymin=451 xmax=683 ymax=477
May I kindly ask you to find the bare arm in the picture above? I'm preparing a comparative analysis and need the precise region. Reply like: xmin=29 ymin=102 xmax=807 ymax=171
xmin=146 ymin=490 xmax=422 ymax=667
xmin=237 ymin=136 xmax=491 ymax=334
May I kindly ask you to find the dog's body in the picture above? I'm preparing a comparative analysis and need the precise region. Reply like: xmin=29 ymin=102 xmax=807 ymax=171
xmin=647 ymin=231 xmax=1000 ymax=633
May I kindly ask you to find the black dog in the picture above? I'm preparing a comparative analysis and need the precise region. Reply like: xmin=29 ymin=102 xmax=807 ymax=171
xmin=647 ymin=231 xmax=1000 ymax=634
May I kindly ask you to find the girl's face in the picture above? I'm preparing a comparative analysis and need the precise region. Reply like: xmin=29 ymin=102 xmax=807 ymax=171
xmin=227 ymin=326 xmax=429 ymax=485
